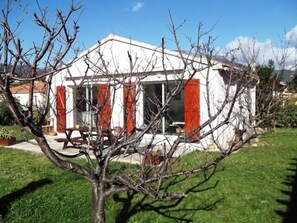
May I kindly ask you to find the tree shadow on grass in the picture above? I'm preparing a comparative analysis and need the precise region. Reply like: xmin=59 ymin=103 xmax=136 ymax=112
xmin=0 ymin=178 xmax=53 ymax=219
xmin=113 ymin=169 xmax=224 ymax=223
xmin=275 ymin=157 xmax=297 ymax=223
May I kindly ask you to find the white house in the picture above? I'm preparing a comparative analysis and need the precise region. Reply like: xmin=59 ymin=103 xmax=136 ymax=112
xmin=51 ymin=34 xmax=256 ymax=149
xmin=10 ymin=81 xmax=46 ymax=108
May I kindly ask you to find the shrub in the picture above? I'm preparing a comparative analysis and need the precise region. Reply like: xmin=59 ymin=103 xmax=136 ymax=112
xmin=275 ymin=108 xmax=297 ymax=128
xmin=31 ymin=106 xmax=49 ymax=126
xmin=284 ymin=97 xmax=297 ymax=110
xmin=0 ymin=100 xmax=15 ymax=125
xmin=0 ymin=126 xmax=15 ymax=138
xmin=0 ymin=97 xmax=24 ymax=125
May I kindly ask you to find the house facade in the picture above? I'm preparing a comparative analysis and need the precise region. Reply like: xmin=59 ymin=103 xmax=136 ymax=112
xmin=51 ymin=34 xmax=256 ymax=149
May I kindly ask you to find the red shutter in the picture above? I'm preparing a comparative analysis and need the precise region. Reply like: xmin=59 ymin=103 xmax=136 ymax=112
xmin=56 ymin=86 xmax=66 ymax=133
xmin=184 ymin=79 xmax=200 ymax=140
xmin=123 ymin=83 xmax=136 ymax=134
xmin=98 ymin=84 xmax=111 ymax=129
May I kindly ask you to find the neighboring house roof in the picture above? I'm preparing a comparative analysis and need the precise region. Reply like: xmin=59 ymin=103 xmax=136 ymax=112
xmin=277 ymin=70 xmax=297 ymax=83
xmin=10 ymin=81 xmax=46 ymax=94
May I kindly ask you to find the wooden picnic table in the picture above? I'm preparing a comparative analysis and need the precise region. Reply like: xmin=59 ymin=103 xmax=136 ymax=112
xmin=55 ymin=126 xmax=115 ymax=149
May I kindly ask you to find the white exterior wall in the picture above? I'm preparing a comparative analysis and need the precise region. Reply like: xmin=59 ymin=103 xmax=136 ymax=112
xmin=52 ymin=34 xmax=200 ymax=129
xmin=14 ymin=92 xmax=45 ymax=108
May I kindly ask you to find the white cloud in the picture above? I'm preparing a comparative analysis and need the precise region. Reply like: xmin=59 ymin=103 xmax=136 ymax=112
xmin=224 ymin=36 xmax=297 ymax=70
xmin=285 ymin=25 xmax=297 ymax=46
xmin=131 ymin=2 xmax=144 ymax=12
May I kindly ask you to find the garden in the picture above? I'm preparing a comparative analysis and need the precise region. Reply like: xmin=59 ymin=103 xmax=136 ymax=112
xmin=0 ymin=128 xmax=296 ymax=222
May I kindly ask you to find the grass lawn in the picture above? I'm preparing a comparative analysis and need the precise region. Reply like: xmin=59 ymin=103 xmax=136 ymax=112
xmin=0 ymin=128 xmax=296 ymax=222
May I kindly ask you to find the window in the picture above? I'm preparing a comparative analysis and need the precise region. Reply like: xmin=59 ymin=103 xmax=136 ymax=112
xmin=167 ymin=83 xmax=184 ymax=125
xmin=143 ymin=82 xmax=184 ymax=134
xmin=76 ymin=87 xmax=87 ymax=112
xmin=75 ymin=86 xmax=98 ymax=125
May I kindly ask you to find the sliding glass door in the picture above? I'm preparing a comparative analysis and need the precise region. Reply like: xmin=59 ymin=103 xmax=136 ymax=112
xmin=143 ymin=82 xmax=184 ymax=134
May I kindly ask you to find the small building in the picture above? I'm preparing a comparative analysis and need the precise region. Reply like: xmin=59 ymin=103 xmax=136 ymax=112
xmin=10 ymin=81 xmax=46 ymax=109
xmin=51 ymin=34 xmax=256 ymax=149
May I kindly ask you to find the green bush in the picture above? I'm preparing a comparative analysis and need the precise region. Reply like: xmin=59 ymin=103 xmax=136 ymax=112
xmin=32 ymin=107 xmax=47 ymax=125
xmin=0 ymin=97 xmax=46 ymax=126
xmin=284 ymin=97 xmax=297 ymax=109
xmin=0 ymin=124 xmax=33 ymax=141
xmin=0 ymin=98 xmax=23 ymax=125
xmin=0 ymin=100 xmax=14 ymax=125
xmin=275 ymin=108 xmax=297 ymax=127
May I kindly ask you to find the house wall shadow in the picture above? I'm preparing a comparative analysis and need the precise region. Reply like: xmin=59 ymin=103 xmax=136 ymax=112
xmin=275 ymin=157 xmax=297 ymax=223
xmin=0 ymin=178 xmax=53 ymax=219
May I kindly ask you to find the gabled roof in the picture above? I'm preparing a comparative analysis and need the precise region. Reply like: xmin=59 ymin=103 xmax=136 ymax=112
xmin=10 ymin=81 xmax=46 ymax=94
xmin=70 ymin=34 xmax=239 ymax=73
xmin=74 ymin=34 xmax=181 ymax=63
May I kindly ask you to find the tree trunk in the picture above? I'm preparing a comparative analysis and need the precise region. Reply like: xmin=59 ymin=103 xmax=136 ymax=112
xmin=91 ymin=180 xmax=106 ymax=223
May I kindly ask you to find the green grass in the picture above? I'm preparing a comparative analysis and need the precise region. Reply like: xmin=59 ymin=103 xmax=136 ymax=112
xmin=0 ymin=128 xmax=296 ymax=222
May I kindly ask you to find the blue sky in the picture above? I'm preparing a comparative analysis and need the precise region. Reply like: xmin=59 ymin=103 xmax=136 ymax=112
xmin=77 ymin=0 xmax=297 ymax=49
xmin=1 ymin=0 xmax=297 ymax=68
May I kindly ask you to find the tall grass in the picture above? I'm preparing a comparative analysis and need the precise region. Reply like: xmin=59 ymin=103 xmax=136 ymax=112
xmin=0 ymin=128 xmax=296 ymax=222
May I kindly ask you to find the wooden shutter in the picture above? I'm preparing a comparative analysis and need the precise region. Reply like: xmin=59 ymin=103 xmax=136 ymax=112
xmin=98 ymin=84 xmax=111 ymax=129
xmin=56 ymin=86 xmax=66 ymax=133
xmin=123 ymin=82 xmax=136 ymax=134
xmin=184 ymin=79 xmax=200 ymax=140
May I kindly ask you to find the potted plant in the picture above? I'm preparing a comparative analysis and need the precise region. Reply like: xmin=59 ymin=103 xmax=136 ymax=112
xmin=0 ymin=127 xmax=16 ymax=146
xmin=144 ymin=149 xmax=164 ymax=166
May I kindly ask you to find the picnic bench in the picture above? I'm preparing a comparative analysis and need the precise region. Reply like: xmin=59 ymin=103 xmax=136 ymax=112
xmin=55 ymin=127 xmax=114 ymax=149
xmin=54 ymin=124 xmax=148 ymax=159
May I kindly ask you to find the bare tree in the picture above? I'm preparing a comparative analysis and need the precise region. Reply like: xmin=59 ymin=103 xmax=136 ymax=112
xmin=0 ymin=1 xmax=260 ymax=223
xmin=226 ymin=36 xmax=297 ymax=129
xmin=255 ymin=60 xmax=283 ymax=128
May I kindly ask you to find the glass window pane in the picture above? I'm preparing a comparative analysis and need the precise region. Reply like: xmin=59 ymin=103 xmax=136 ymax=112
xmin=165 ymin=83 xmax=184 ymax=134
xmin=91 ymin=85 xmax=98 ymax=111
xmin=77 ymin=87 xmax=87 ymax=112
xmin=167 ymin=83 xmax=184 ymax=123
xmin=143 ymin=83 xmax=162 ymax=126
xmin=143 ymin=82 xmax=184 ymax=134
